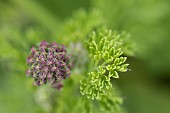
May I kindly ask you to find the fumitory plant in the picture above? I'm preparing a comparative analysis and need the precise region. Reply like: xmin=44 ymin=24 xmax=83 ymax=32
xmin=0 ymin=4 xmax=134 ymax=113
xmin=25 ymin=26 xmax=134 ymax=113
xmin=1 ymin=0 xmax=170 ymax=113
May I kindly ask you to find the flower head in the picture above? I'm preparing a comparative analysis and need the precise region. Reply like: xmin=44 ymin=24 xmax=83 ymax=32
xmin=26 ymin=41 xmax=72 ymax=89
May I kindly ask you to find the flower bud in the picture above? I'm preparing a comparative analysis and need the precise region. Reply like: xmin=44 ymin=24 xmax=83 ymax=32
xmin=26 ymin=41 xmax=72 ymax=89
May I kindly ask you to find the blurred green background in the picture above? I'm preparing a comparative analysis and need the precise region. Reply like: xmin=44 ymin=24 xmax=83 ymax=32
xmin=0 ymin=0 xmax=170 ymax=113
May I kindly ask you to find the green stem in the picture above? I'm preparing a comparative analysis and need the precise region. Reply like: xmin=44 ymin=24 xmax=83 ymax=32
xmin=48 ymin=87 xmax=57 ymax=113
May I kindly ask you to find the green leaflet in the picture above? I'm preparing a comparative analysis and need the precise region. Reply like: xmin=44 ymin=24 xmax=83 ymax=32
xmin=80 ymin=27 xmax=129 ymax=100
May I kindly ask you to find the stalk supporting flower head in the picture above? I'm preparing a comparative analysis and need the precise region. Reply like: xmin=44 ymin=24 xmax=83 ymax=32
xmin=26 ymin=41 xmax=72 ymax=89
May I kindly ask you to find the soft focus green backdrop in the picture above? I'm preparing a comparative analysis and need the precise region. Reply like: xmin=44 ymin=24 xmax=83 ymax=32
xmin=0 ymin=0 xmax=170 ymax=113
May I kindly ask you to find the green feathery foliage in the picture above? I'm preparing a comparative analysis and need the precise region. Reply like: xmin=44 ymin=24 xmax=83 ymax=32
xmin=58 ymin=8 xmax=104 ymax=45
xmin=80 ymin=26 xmax=130 ymax=100
xmin=97 ymin=89 xmax=125 ymax=113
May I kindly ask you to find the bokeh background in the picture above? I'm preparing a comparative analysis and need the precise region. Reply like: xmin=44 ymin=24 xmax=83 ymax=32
xmin=0 ymin=0 xmax=170 ymax=113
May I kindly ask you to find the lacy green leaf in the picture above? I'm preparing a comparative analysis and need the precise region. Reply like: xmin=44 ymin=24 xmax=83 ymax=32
xmin=80 ymin=26 xmax=130 ymax=100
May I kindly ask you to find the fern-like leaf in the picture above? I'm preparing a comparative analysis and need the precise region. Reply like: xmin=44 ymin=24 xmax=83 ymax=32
xmin=80 ymin=27 xmax=129 ymax=100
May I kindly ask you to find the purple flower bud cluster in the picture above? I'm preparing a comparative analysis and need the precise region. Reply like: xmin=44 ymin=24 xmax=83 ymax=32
xmin=26 ymin=41 xmax=72 ymax=89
